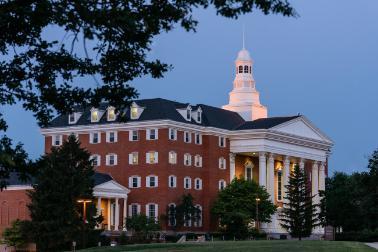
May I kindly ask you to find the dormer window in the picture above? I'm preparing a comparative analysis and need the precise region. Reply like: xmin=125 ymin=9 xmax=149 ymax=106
xmin=186 ymin=106 xmax=192 ymax=121
xmin=130 ymin=102 xmax=144 ymax=120
xmin=107 ymin=106 xmax=116 ymax=121
xmin=69 ymin=113 xmax=75 ymax=124
xmin=91 ymin=108 xmax=99 ymax=122
xmin=131 ymin=106 xmax=138 ymax=119
xmin=196 ymin=108 xmax=202 ymax=123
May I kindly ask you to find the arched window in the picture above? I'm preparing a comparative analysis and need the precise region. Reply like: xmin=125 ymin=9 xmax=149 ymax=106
xmin=244 ymin=65 xmax=249 ymax=73
xmin=238 ymin=65 xmax=243 ymax=73
xmin=168 ymin=175 xmax=177 ymax=188
xmin=194 ymin=178 xmax=202 ymax=190
xmin=245 ymin=160 xmax=254 ymax=181
xmin=184 ymin=177 xmax=192 ymax=189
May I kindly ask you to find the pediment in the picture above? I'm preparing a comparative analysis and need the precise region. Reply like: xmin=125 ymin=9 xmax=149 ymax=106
xmin=94 ymin=180 xmax=130 ymax=194
xmin=271 ymin=116 xmax=332 ymax=143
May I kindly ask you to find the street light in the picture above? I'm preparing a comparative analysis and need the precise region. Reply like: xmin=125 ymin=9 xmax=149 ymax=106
xmin=255 ymin=197 xmax=261 ymax=232
xmin=77 ymin=199 xmax=92 ymax=222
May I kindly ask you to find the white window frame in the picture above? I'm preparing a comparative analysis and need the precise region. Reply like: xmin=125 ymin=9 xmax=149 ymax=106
xmin=194 ymin=178 xmax=202 ymax=190
xmin=128 ymin=203 xmax=141 ymax=217
xmin=219 ymin=136 xmax=226 ymax=147
xmin=129 ymin=176 xmax=141 ymax=188
xmin=184 ymin=131 xmax=192 ymax=143
xmin=89 ymin=132 xmax=101 ymax=144
xmin=106 ymin=153 xmax=117 ymax=166
xmin=219 ymin=179 xmax=226 ymax=190
xmin=129 ymin=130 xmax=139 ymax=141
xmin=107 ymin=106 xmax=116 ymax=121
xmin=146 ymin=128 xmax=158 ymax=140
xmin=168 ymin=175 xmax=177 ymax=188
xmin=184 ymin=154 xmax=192 ymax=166
xmin=130 ymin=105 xmax=139 ymax=119
xmin=167 ymin=203 xmax=177 ymax=226
xmin=196 ymin=108 xmax=202 ymax=123
xmin=194 ymin=155 xmax=202 ymax=167
xmin=146 ymin=203 xmax=158 ymax=221
xmin=68 ymin=113 xmax=77 ymax=124
xmin=219 ymin=157 xmax=226 ymax=169
xmin=186 ymin=106 xmax=192 ymax=121
xmin=129 ymin=152 xmax=138 ymax=165
xmin=52 ymin=135 xmax=63 ymax=146
xmin=146 ymin=151 xmax=158 ymax=164
xmin=194 ymin=133 xmax=202 ymax=145
xmin=168 ymin=151 xmax=177 ymax=164
xmin=168 ymin=128 xmax=177 ymax=140
xmin=90 ymin=108 xmax=100 ymax=123
xmin=184 ymin=177 xmax=192 ymax=189
xmin=90 ymin=154 xmax=101 ymax=166
xmin=146 ymin=175 xmax=158 ymax=188
xmin=106 ymin=131 xmax=118 ymax=143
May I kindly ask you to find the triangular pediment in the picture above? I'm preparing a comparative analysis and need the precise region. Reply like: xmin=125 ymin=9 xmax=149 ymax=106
xmin=271 ymin=116 xmax=332 ymax=143
xmin=94 ymin=180 xmax=130 ymax=193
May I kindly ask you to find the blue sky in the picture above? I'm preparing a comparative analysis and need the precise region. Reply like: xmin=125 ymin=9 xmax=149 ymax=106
xmin=2 ymin=0 xmax=378 ymax=174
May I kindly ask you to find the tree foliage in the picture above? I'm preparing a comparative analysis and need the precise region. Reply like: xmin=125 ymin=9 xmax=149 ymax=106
xmin=279 ymin=164 xmax=319 ymax=240
xmin=211 ymin=178 xmax=276 ymax=239
xmin=28 ymin=135 xmax=101 ymax=252
xmin=2 ymin=219 xmax=32 ymax=248
xmin=126 ymin=214 xmax=161 ymax=239
xmin=0 ymin=0 xmax=296 ymax=187
xmin=322 ymin=149 xmax=378 ymax=232
xmin=166 ymin=193 xmax=201 ymax=230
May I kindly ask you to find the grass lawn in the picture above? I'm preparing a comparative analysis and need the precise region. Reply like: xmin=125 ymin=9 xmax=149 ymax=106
xmin=79 ymin=240 xmax=375 ymax=252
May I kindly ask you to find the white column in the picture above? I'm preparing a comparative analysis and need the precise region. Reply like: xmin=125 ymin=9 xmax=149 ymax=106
xmin=123 ymin=197 xmax=127 ymax=231
xmin=115 ymin=198 xmax=120 ymax=231
xmin=267 ymin=153 xmax=275 ymax=202
xmin=283 ymin=156 xmax=290 ymax=201
xmin=319 ymin=162 xmax=326 ymax=191
xmin=312 ymin=161 xmax=319 ymax=204
xmin=258 ymin=152 xmax=267 ymax=187
xmin=229 ymin=153 xmax=236 ymax=181
xmin=97 ymin=197 xmax=102 ymax=216
xmin=107 ymin=199 xmax=111 ymax=231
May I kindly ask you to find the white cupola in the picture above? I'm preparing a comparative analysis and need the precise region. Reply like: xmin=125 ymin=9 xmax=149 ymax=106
xmin=222 ymin=41 xmax=268 ymax=121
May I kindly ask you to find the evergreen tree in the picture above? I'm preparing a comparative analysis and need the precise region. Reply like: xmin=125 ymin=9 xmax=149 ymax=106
xmin=28 ymin=135 xmax=100 ymax=252
xmin=166 ymin=194 xmax=201 ymax=230
xmin=212 ymin=178 xmax=276 ymax=239
xmin=279 ymin=164 xmax=319 ymax=240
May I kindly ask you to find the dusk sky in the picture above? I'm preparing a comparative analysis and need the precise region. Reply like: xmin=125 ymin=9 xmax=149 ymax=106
xmin=2 ymin=0 xmax=378 ymax=174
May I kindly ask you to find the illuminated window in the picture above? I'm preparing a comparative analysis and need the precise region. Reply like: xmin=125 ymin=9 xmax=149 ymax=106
xmin=129 ymin=152 xmax=138 ymax=165
xmin=277 ymin=169 xmax=283 ymax=201
xmin=91 ymin=108 xmax=99 ymax=122
xmin=107 ymin=107 xmax=116 ymax=121
xmin=168 ymin=151 xmax=177 ymax=164
xmin=147 ymin=151 xmax=158 ymax=164
xmin=131 ymin=106 xmax=138 ymax=119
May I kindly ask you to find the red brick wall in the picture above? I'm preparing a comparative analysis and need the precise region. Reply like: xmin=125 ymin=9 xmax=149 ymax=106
xmin=0 ymin=189 xmax=31 ymax=235
xmin=45 ymin=128 xmax=230 ymax=232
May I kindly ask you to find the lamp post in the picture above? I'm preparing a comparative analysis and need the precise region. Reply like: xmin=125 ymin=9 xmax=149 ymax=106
xmin=77 ymin=199 xmax=92 ymax=222
xmin=255 ymin=197 xmax=261 ymax=232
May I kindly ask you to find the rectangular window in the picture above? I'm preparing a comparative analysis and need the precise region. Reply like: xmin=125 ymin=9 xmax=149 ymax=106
xmin=195 ymin=133 xmax=202 ymax=145
xmin=277 ymin=170 xmax=283 ymax=201
xmin=106 ymin=131 xmax=117 ymax=143
xmin=131 ymin=205 xmax=138 ymax=216
xmin=169 ymin=128 xmax=177 ymax=140
xmin=147 ymin=129 xmax=158 ymax=140
xmin=90 ymin=132 xmax=101 ymax=144
xmin=219 ymin=136 xmax=226 ymax=147
xmin=52 ymin=135 xmax=62 ymax=146
xmin=68 ymin=113 xmax=76 ymax=124
xmin=130 ymin=130 xmax=139 ymax=141
xmin=129 ymin=176 xmax=140 ymax=188
xmin=194 ymin=155 xmax=202 ymax=167
xmin=146 ymin=152 xmax=158 ymax=164
xmin=149 ymin=176 xmax=156 ymax=187
xmin=184 ymin=154 xmax=191 ymax=166
xmin=169 ymin=176 xmax=176 ymax=188
xmin=129 ymin=152 xmax=138 ymax=165
xmin=131 ymin=106 xmax=138 ymax=119
xmin=184 ymin=131 xmax=191 ymax=143
xmin=106 ymin=154 xmax=117 ymax=166
xmin=132 ymin=177 xmax=138 ymax=188
xmin=107 ymin=107 xmax=116 ymax=121
xmin=169 ymin=152 xmax=177 ymax=164
xmin=148 ymin=204 xmax=156 ymax=219
xmin=91 ymin=109 xmax=99 ymax=122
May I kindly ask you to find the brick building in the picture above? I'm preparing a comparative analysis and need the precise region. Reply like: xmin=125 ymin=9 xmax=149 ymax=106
xmin=0 ymin=46 xmax=333 ymax=236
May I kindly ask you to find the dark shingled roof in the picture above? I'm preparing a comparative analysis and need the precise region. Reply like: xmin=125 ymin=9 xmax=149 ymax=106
xmin=5 ymin=172 xmax=112 ymax=187
xmin=234 ymin=116 xmax=301 ymax=130
xmin=46 ymin=98 xmax=300 ymax=131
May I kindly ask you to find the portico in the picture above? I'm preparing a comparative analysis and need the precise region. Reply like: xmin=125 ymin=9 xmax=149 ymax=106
xmin=229 ymin=116 xmax=333 ymax=235
xmin=93 ymin=175 xmax=130 ymax=232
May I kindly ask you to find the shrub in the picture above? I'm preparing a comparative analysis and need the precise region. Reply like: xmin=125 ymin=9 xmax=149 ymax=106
xmin=2 ymin=220 xmax=32 ymax=248
xmin=336 ymin=229 xmax=378 ymax=242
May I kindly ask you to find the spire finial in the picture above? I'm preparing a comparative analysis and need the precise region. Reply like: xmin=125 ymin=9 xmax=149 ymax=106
xmin=242 ymin=25 xmax=245 ymax=49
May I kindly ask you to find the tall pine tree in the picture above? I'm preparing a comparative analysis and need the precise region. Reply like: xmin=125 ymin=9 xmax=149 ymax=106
xmin=279 ymin=164 xmax=319 ymax=240
xmin=28 ymin=135 xmax=100 ymax=251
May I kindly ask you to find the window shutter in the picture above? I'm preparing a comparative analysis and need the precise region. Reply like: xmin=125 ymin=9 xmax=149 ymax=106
xmin=199 ymin=156 xmax=202 ymax=167
xmin=155 ymin=129 xmax=158 ymax=139
xmin=98 ymin=132 xmax=101 ymax=143
xmin=137 ymin=204 xmax=141 ymax=214
xmin=155 ymin=152 xmax=158 ymax=163
xmin=146 ymin=177 xmax=150 ymax=188
xmin=128 ymin=177 xmax=132 ymax=188
xmin=146 ymin=129 xmax=150 ymax=140
xmin=145 ymin=204 xmax=149 ymax=217
xmin=106 ymin=132 xmax=109 ymax=142
xmin=155 ymin=204 xmax=159 ymax=220
xmin=129 ymin=130 xmax=133 ymax=141
xmin=105 ymin=155 xmax=109 ymax=165
xmin=200 ymin=179 xmax=203 ymax=189
xmin=114 ymin=131 xmax=118 ymax=142
xmin=129 ymin=153 xmax=133 ymax=164
xmin=146 ymin=153 xmax=150 ymax=164
xmin=89 ymin=133 xmax=93 ymax=143
xmin=155 ymin=176 xmax=158 ymax=187
xmin=218 ymin=158 xmax=222 ymax=168
xmin=114 ymin=155 xmax=118 ymax=165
